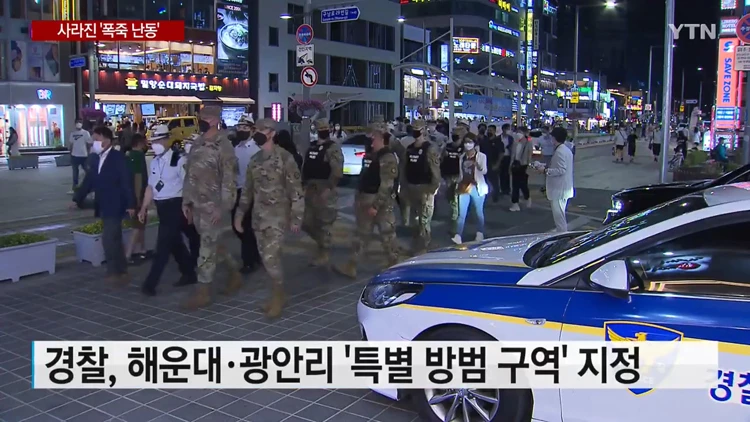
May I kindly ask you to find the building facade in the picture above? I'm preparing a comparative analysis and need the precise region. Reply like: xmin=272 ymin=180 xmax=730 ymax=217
xmin=522 ymin=0 xmax=558 ymax=119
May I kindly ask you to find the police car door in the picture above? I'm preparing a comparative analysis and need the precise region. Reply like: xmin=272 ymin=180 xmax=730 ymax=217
xmin=559 ymin=214 xmax=750 ymax=422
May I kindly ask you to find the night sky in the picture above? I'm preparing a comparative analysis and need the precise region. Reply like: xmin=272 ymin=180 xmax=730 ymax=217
xmin=558 ymin=0 xmax=719 ymax=109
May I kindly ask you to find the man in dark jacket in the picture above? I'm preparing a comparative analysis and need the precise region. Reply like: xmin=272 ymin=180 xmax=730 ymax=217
xmin=71 ymin=126 xmax=136 ymax=286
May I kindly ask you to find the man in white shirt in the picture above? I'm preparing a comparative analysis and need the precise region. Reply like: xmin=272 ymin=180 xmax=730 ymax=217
xmin=544 ymin=127 xmax=575 ymax=232
xmin=68 ymin=119 xmax=92 ymax=192
xmin=538 ymin=126 xmax=555 ymax=192
xmin=231 ymin=115 xmax=262 ymax=273
xmin=138 ymin=125 xmax=196 ymax=297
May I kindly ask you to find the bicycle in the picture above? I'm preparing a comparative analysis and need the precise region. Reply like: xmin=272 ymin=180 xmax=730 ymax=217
xmin=668 ymin=152 xmax=684 ymax=171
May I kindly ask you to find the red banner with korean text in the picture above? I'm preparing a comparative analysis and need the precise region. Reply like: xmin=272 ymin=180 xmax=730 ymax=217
xmin=30 ymin=21 xmax=185 ymax=42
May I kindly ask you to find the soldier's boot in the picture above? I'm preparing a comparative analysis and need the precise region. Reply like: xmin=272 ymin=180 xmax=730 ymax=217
xmin=333 ymin=260 xmax=357 ymax=279
xmin=264 ymin=285 xmax=286 ymax=319
xmin=182 ymin=284 xmax=212 ymax=310
xmin=309 ymin=250 xmax=330 ymax=267
xmin=220 ymin=271 xmax=243 ymax=296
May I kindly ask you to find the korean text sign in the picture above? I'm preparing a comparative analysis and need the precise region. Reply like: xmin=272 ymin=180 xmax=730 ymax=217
xmin=31 ymin=341 xmax=717 ymax=390
xmin=716 ymin=38 xmax=740 ymax=129
xmin=30 ymin=21 xmax=185 ymax=42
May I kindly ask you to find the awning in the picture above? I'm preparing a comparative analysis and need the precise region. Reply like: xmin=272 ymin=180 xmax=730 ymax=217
xmin=89 ymin=94 xmax=202 ymax=104
xmin=219 ymin=97 xmax=256 ymax=104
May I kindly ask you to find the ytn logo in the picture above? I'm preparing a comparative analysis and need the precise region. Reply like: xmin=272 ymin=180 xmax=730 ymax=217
xmin=668 ymin=24 xmax=718 ymax=40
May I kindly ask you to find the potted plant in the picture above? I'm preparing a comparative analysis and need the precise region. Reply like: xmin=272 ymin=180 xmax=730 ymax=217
xmin=288 ymin=99 xmax=325 ymax=118
xmin=0 ymin=233 xmax=57 ymax=282
xmin=72 ymin=217 xmax=160 ymax=266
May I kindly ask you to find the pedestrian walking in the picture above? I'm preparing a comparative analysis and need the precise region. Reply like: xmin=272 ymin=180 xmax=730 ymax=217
xmin=234 ymin=118 xmax=304 ymax=318
xmin=484 ymin=124 xmax=504 ymax=202
xmin=181 ymin=106 xmax=241 ymax=310
xmin=71 ymin=126 xmax=135 ymax=286
xmin=274 ymin=129 xmax=304 ymax=169
xmin=542 ymin=127 xmax=575 ymax=232
xmin=69 ymin=118 xmax=93 ymax=192
xmin=498 ymin=124 xmax=514 ymax=196
xmin=614 ymin=125 xmax=627 ymax=162
xmin=509 ymin=127 xmax=532 ymax=212
xmin=440 ymin=126 xmax=465 ymax=235
xmin=650 ymin=124 xmax=662 ymax=162
xmin=334 ymin=121 xmax=401 ymax=279
xmin=538 ymin=126 xmax=555 ymax=193
xmin=401 ymin=119 xmax=441 ymax=255
xmin=231 ymin=115 xmax=263 ymax=274
xmin=627 ymin=130 xmax=637 ymax=163
xmin=331 ymin=123 xmax=347 ymax=143
xmin=7 ymin=127 xmax=20 ymax=156
xmin=138 ymin=125 xmax=198 ymax=296
xmin=125 ymin=133 xmax=149 ymax=264
xmin=301 ymin=118 xmax=344 ymax=267
xmin=451 ymin=134 xmax=488 ymax=244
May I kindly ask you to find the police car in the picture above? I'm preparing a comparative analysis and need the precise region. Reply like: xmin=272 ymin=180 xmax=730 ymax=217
xmin=358 ymin=183 xmax=750 ymax=422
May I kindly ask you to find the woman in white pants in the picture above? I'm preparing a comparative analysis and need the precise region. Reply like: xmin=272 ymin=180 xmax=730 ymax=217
xmin=543 ymin=127 xmax=575 ymax=232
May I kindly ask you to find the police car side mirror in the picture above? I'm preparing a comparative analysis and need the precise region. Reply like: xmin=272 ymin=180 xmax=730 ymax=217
xmin=589 ymin=260 xmax=630 ymax=299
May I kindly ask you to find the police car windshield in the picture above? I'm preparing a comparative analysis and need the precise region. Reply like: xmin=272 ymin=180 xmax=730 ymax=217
xmin=536 ymin=193 xmax=709 ymax=267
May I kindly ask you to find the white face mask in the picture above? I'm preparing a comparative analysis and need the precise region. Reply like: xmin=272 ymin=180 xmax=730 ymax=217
xmin=92 ymin=141 xmax=103 ymax=154
xmin=75 ymin=123 xmax=83 ymax=129
xmin=334 ymin=126 xmax=341 ymax=130
xmin=152 ymin=143 xmax=166 ymax=155
xmin=184 ymin=143 xmax=192 ymax=153
xmin=464 ymin=142 xmax=475 ymax=150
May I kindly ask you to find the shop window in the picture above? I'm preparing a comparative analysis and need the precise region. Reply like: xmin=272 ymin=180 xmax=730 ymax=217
xmin=286 ymin=3 xmax=304 ymax=34
xmin=329 ymin=20 xmax=367 ymax=47
xmin=118 ymin=0 xmax=144 ymax=18
xmin=287 ymin=50 xmax=300 ymax=83
xmin=193 ymin=44 xmax=215 ymax=74
xmin=312 ymin=10 xmax=328 ymax=40
xmin=330 ymin=56 xmax=365 ymax=87
xmin=98 ymin=41 xmax=120 ymax=70
xmin=145 ymin=0 xmax=169 ymax=19
xmin=269 ymin=73 xmax=279 ymax=92
xmin=192 ymin=0 xmax=213 ymax=29
xmin=12 ymin=105 xmax=64 ymax=148
xmin=144 ymin=41 xmax=170 ymax=71
xmin=170 ymin=0 xmax=192 ymax=25
xmin=269 ymin=27 xmax=279 ymax=47
xmin=169 ymin=42 xmax=193 ymax=73
xmin=118 ymin=42 xmax=146 ymax=70
xmin=368 ymin=23 xmax=395 ymax=51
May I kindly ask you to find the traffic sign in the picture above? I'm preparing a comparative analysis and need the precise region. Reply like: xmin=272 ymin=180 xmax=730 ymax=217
xmin=69 ymin=55 xmax=86 ymax=69
xmin=296 ymin=45 xmax=314 ymax=67
xmin=296 ymin=24 xmax=314 ymax=45
xmin=301 ymin=67 xmax=318 ymax=88
xmin=321 ymin=6 xmax=360 ymax=23
xmin=571 ymin=92 xmax=579 ymax=104
xmin=685 ymin=99 xmax=698 ymax=104
xmin=737 ymin=14 xmax=750 ymax=43
xmin=735 ymin=45 xmax=750 ymax=70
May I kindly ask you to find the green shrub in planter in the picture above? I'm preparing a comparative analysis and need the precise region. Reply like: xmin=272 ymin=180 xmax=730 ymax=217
xmin=0 ymin=233 xmax=49 ymax=249
xmin=75 ymin=216 xmax=160 ymax=234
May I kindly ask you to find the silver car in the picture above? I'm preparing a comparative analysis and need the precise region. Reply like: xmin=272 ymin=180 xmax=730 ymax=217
xmin=340 ymin=134 xmax=370 ymax=176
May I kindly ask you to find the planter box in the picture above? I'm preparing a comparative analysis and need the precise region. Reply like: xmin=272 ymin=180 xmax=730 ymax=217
xmin=673 ymin=166 xmax=722 ymax=182
xmin=0 ymin=239 xmax=57 ymax=282
xmin=73 ymin=224 xmax=159 ymax=266
xmin=8 ymin=155 xmax=39 ymax=170
xmin=54 ymin=154 xmax=72 ymax=167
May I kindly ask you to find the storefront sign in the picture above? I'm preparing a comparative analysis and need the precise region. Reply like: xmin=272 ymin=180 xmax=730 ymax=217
xmin=722 ymin=18 xmax=739 ymax=36
xmin=30 ymin=20 xmax=184 ymax=42
xmin=453 ymin=37 xmax=480 ymax=54
xmin=489 ymin=0 xmax=512 ymax=12
xmin=488 ymin=21 xmax=520 ymax=37
xmin=721 ymin=0 xmax=737 ymax=10
xmin=480 ymin=44 xmax=515 ymax=57
xmin=716 ymin=38 xmax=739 ymax=129
xmin=37 ymin=89 xmax=52 ymax=100
xmin=125 ymin=77 xmax=222 ymax=92
xmin=216 ymin=1 xmax=249 ymax=78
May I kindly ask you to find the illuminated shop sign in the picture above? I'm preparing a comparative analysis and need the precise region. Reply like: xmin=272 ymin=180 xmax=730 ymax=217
xmin=721 ymin=18 xmax=739 ymax=36
xmin=125 ymin=77 xmax=222 ymax=92
xmin=489 ymin=0 xmax=513 ymax=12
xmin=540 ymin=69 xmax=555 ymax=77
xmin=481 ymin=44 xmax=515 ymax=57
xmin=453 ymin=37 xmax=480 ymax=54
xmin=543 ymin=0 xmax=557 ymax=14
xmin=721 ymin=0 xmax=736 ymax=9
xmin=489 ymin=21 xmax=521 ymax=37
xmin=715 ymin=38 xmax=739 ymax=129
xmin=37 ymin=89 xmax=52 ymax=100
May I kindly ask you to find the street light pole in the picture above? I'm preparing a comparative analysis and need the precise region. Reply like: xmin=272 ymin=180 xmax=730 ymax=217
xmin=572 ymin=5 xmax=579 ymax=136
xmin=300 ymin=0 xmax=312 ymax=147
xmin=659 ymin=0 xmax=675 ymax=183
xmin=680 ymin=68 xmax=685 ymax=118
xmin=448 ymin=17 xmax=455 ymax=128
xmin=647 ymin=46 xmax=653 ymax=109
xmin=87 ymin=0 xmax=96 ymax=107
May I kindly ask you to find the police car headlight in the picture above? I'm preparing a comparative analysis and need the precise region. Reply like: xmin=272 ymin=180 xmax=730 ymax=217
xmin=361 ymin=282 xmax=423 ymax=309
xmin=612 ymin=198 xmax=624 ymax=211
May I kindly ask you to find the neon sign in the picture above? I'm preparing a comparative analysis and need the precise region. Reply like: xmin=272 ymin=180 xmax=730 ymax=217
xmin=37 ymin=89 xmax=52 ymax=100
xmin=125 ymin=77 xmax=222 ymax=92
xmin=489 ymin=21 xmax=521 ymax=37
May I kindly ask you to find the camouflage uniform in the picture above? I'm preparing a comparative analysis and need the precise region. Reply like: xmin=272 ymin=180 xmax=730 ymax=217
xmin=401 ymin=120 xmax=441 ymax=255
xmin=301 ymin=118 xmax=344 ymax=266
xmin=236 ymin=138 xmax=304 ymax=318
xmin=182 ymin=130 xmax=240 ymax=309
xmin=441 ymin=126 xmax=469 ymax=234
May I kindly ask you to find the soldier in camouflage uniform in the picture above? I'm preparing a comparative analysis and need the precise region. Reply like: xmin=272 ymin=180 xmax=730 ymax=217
xmin=300 ymin=118 xmax=344 ymax=267
xmin=400 ymin=119 xmax=441 ymax=256
xmin=181 ymin=106 xmax=241 ymax=310
xmin=234 ymin=119 xmax=304 ymax=318
xmin=441 ymin=124 xmax=468 ymax=235
xmin=334 ymin=121 xmax=401 ymax=279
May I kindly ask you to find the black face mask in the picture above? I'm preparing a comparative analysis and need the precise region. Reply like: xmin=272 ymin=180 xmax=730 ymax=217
xmin=198 ymin=120 xmax=210 ymax=133
xmin=253 ymin=132 xmax=269 ymax=146
xmin=451 ymin=134 xmax=460 ymax=142
xmin=235 ymin=131 xmax=250 ymax=141
xmin=412 ymin=130 xmax=422 ymax=138
xmin=318 ymin=130 xmax=330 ymax=139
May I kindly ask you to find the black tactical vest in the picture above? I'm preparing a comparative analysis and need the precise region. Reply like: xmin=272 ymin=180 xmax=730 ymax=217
xmin=405 ymin=141 xmax=432 ymax=185
xmin=302 ymin=140 xmax=334 ymax=182
xmin=359 ymin=148 xmax=395 ymax=194
xmin=440 ymin=143 xmax=463 ymax=177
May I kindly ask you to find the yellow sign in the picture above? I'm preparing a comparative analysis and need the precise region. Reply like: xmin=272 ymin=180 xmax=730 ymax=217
xmin=125 ymin=77 xmax=139 ymax=90
xmin=453 ymin=37 xmax=480 ymax=54
xmin=490 ymin=0 xmax=512 ymax=11
xmin=680 ymin=104 xmax=685 ymax=113
xmin=571 ymin=92 xmax=579 ymax=104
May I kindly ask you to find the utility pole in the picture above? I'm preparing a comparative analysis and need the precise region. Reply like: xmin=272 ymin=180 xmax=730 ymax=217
xmin=647 ymin=45 xmax=654 ymax=121
xmin=680 ymin=67 xmax=685 ymax=120
xmin=300 ymin=0 xmax=313 ymax=147
xmin=488 ymin=29 xmax=493 ymax=98
xmin=421 ymin=20 xmax=427 ymax=116
xmin=572 ymin=5 xmax=579 ymax=138
xmin=87 ymin=0 xmax=96 ymax=108
xmin=448 ymin=17 xmax=455 ymax=128
xmin=659 ymin=0 xmax=675 ymax=183
xmin=698 ymin=80 xmax=703 ymax=111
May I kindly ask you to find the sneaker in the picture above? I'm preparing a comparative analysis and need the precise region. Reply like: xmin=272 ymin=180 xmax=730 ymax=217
xmin=475 ymin=232 xmax=484 ymax=241
xmin=509 ymin=203 xmax=521 ymax=212
xmin=451 ymin=234 xmax=462 ymax=244
xmin=525 ymin=198 xmax=532 ymax=208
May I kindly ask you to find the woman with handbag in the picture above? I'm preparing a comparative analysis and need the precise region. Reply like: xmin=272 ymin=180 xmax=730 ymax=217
xmin=451 ymin=134 xmax=489 ymax=245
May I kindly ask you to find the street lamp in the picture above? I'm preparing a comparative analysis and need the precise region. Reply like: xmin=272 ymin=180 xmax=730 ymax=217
xmin=605 ymin=0 xmax=617 ymax=7
xmin=397 ymin=16 xmax=405 ymax=23
xmin=697 ymin=67 xmax=703 ymax=110
xmin=279 ymin=13 xmax=292 ymax=19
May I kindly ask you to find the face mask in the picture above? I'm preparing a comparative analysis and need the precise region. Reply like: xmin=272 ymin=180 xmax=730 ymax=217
xmin=236 ymin=131 xmax=250 ymax=141
xmin=92 ymin=141 xmax=103 ymax=154
xmin=412 ymin=130 xmax=422 ymax=138
xmin=151 ymin=143 xmax=166 ymax=155
xmin=253 ymin=132 xmax=269 ymax=146
xmin=184 ymin=143 xmax=192 ymax=153
xmin=464 ymin=142 xmax=475 ymax=150
xmin=334 ymin=126 xmax=341 ymax=131
xmin=75 ymin=123 xmax=83 ymax=129
xmin=451 ymin=134 xmax=460 ymax=142
xmin=318 ymin=130 xmax=330 ymax=139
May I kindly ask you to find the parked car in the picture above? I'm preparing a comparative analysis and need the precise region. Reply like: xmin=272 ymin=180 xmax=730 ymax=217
xmin=147 ymin=116 xmax=199 ymax=148
xmin=340 ymin=134 xmax=370 ymax=176
xmin=604 ymin=163 xmax=750 ymax=224
xmin=359 ymin=182 xmax=750 ymax=422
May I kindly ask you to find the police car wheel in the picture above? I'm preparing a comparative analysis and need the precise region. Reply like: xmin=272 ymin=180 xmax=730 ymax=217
xmin=410 ymin=326 xmax=533 ymax=422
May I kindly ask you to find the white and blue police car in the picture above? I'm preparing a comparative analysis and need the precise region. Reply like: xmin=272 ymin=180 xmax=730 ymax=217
xmin=358 ymin=183 xmax=750 ymax=422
